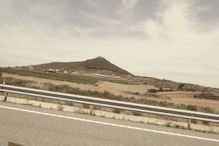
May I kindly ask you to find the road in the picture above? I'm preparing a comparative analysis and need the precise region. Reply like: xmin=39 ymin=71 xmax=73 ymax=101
xmin=0 ymin=102 xmax=218 ymax=146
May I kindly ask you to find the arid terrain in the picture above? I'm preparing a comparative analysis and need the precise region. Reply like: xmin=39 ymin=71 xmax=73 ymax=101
xmin=1 ymin=57 xmax=219 ymax=113
xmin=2 ymin=72 xmax=219 ymax=113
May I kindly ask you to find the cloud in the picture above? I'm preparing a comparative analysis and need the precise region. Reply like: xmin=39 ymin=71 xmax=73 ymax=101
xmin=192 ymin=0 xmax=219 ymax=26
xmin=134 ymin=0 xmax=219 ymax=87
xmin=0 ymin=0 xmax=219 ymax=88
xmin=120 ymin=0 xmax=139 ymax=10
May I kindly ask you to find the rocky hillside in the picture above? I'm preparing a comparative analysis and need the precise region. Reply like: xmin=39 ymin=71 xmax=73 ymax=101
xmin=32 ymin=57 xmax=132 ymax=76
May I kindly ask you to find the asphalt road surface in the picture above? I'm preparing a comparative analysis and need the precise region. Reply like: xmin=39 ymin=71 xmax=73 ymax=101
xmin=0 ymin=102 xmax=218 ymax=146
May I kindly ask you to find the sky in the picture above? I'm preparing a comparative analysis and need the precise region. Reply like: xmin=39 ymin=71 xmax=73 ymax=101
xmin=0 ymin=0 xmax=219 ymax=88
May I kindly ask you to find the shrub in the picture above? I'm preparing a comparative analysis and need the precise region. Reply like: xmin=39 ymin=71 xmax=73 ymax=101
xmin=200 ymin=107 xmax=215 ymax=113
xmin=166 ymin=122 xmax=171 ymax=127
xmin=191 ymin=119 xmax=197 ymax=124
xmin=113 ymin=108 xmax=121 ymax=113
xmin=187 ymin=105 xmax=198 ymax=111
xmin=159 ymin=101 xmax=173 ymax=107
xmin=175 ymin=125 xmax=180 ymax=128
xmin=133 ymin=92 xmax=140 ymax=95
xmin=194 ymin=92 xmax=219 ymax=100
xmin=148 ymin=89 xmax=158 ymax=93
xmin=184 ymin=88 xmax=195 ymax=91
xmin=57 ymin=105 xmax=64 ymax=111
xmin=177 ymin=83 xmax=185 ymax=90
xmin=133 ymin=111 xmax=142 ymax=116
xmin=202 ymin=121 xmax=209 ymax=125
xmin=83 ymin=104 xmax=90 ymax=109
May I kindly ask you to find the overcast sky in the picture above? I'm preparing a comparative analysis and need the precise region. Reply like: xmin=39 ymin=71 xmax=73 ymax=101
xmin=0 ymin=0 xmax=219 ymax=88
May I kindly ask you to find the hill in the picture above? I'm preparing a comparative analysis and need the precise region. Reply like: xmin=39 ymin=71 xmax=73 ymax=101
xmin=32 ymin=57 xmax=132 ymax=76
xmin=1 ymin=56 xmax=219 ymax=113
xmin=6 ymin=56 xmax=219 ymax=99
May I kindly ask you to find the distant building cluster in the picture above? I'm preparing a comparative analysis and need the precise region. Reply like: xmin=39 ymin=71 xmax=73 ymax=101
xmin=15 ymin=66 xmax=73 ymax=74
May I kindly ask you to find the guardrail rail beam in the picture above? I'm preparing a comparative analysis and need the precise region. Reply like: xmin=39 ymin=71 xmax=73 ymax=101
xmin=0 ymin=84 xmax=219 ymax=128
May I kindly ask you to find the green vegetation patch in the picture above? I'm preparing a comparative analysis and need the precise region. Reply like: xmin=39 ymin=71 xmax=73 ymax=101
xmin=0 ymin=67 xmax=133 ymax=85
xmin=4 ymin=77 xmax=36 ymax=87
xmin=0 ymin=67 xmax=99 ymax=84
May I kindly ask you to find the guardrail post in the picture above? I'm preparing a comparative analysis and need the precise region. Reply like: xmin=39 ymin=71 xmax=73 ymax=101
xmin=2 ymin=79 xmax=8 ymax=102
xmin=90 ymin=105 xmax=94 ymax=115
xmin=3 ymin=92 xmax=8 ymax=102
xmin=187 ymin=118 xmax=191 ymax=130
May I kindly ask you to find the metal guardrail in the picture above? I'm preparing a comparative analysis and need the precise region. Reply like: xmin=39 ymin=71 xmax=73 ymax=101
xmin=0 ymin=84 xmax=219 ymax=128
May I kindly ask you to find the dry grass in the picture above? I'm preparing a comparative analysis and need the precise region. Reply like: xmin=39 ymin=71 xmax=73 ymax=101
xmin=158 ymin=91 xmax=219 ymax=110
xmin=2 ymin=73 xmax=219 ymax=113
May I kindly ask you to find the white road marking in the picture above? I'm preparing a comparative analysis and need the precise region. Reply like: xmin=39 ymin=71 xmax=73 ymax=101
xmin=0 ymin=105 xmax=218 ymax=142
